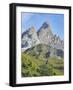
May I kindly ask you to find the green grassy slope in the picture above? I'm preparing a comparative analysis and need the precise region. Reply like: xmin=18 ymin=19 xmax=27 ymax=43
xmin=21 ymin=44 xmax=64 ymax=77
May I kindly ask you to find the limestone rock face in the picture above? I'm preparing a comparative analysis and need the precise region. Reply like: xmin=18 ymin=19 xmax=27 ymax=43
xmin=37 ymin=22 xmax=53 ymax=45
xmin=51 ymin=35 xmax=64 ymax=50
xmin=22 ymin=27 xmax=40 ymax=52
xmin=37 ymin=22 xmax=64 ymax=50
xmin=22 ymin=22 xmax=64 ymax=54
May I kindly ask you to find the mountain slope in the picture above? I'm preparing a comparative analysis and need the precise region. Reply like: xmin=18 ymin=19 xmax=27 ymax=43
xmin=21 ymin=44 xmax=64 ymax=77
xmin=24 ymin=44 xmax=64 ymax=59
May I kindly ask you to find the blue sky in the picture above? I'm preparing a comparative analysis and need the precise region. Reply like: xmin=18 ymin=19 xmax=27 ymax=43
xmin=21 ymin=12 xmax=64 ymax=40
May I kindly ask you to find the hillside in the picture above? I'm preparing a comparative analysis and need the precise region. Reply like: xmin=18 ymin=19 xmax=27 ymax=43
xmin=22 ymin=44 xmax=64 ymax=77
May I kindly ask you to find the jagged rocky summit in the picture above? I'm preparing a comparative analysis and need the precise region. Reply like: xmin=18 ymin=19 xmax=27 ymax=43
xmin=22 ymin=27 xmax=40 ymax=52
xmin=21 ymin=22 xmax=64 ymax=58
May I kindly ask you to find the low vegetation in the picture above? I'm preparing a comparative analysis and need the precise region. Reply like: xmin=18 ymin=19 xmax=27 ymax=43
xmin=21 ymin=52 xmax=64 ymax=77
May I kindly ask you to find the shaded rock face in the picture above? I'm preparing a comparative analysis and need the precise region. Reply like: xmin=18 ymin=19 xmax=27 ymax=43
xmin=22 ymin=22 xmax=64 ymax=57
xmin=56 ymin=49 xmax=64 ymax=58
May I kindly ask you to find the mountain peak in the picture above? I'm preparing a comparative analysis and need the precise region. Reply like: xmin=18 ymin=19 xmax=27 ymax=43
xmin=42 ymin=22 xmax=49 ymax=29
xmin=22 ymin=26 xmax=36 ymax=38
xmin=39 ymin=22 xmax=50 ymax=30
xmin=29 ymin=26 xmax=36 ymax=33
xmin=21 ymin=26 xmax=40 ymax=52
xmin=38 ymin=22 xmax=51 ymax=34
xmin=22 ymin=22 xmax=64 ymax=52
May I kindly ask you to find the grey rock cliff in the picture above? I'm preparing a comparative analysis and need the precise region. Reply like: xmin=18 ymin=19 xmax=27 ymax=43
xmin=37 ymin=22 xmax=64 ymax=50
xmin=22 ymin=22 xmax=64 ymax=53
xmin=37 ymin=22 xmax=53 ymax=45
xmin=22 ymin=27 xmax=40 ymax=52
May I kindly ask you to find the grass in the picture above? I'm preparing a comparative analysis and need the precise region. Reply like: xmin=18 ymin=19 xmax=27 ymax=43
xmin=53 ymin=68 xmax=64 ymax=75
xmin=21 ymin=52 xmax=64 ymax=77
xmin=47 ymin=57 xmax=64 ymax=75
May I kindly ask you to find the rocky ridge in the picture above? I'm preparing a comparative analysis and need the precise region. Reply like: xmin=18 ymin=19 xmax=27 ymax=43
xmin=21 ymin=22 xmax=64 ymax=58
